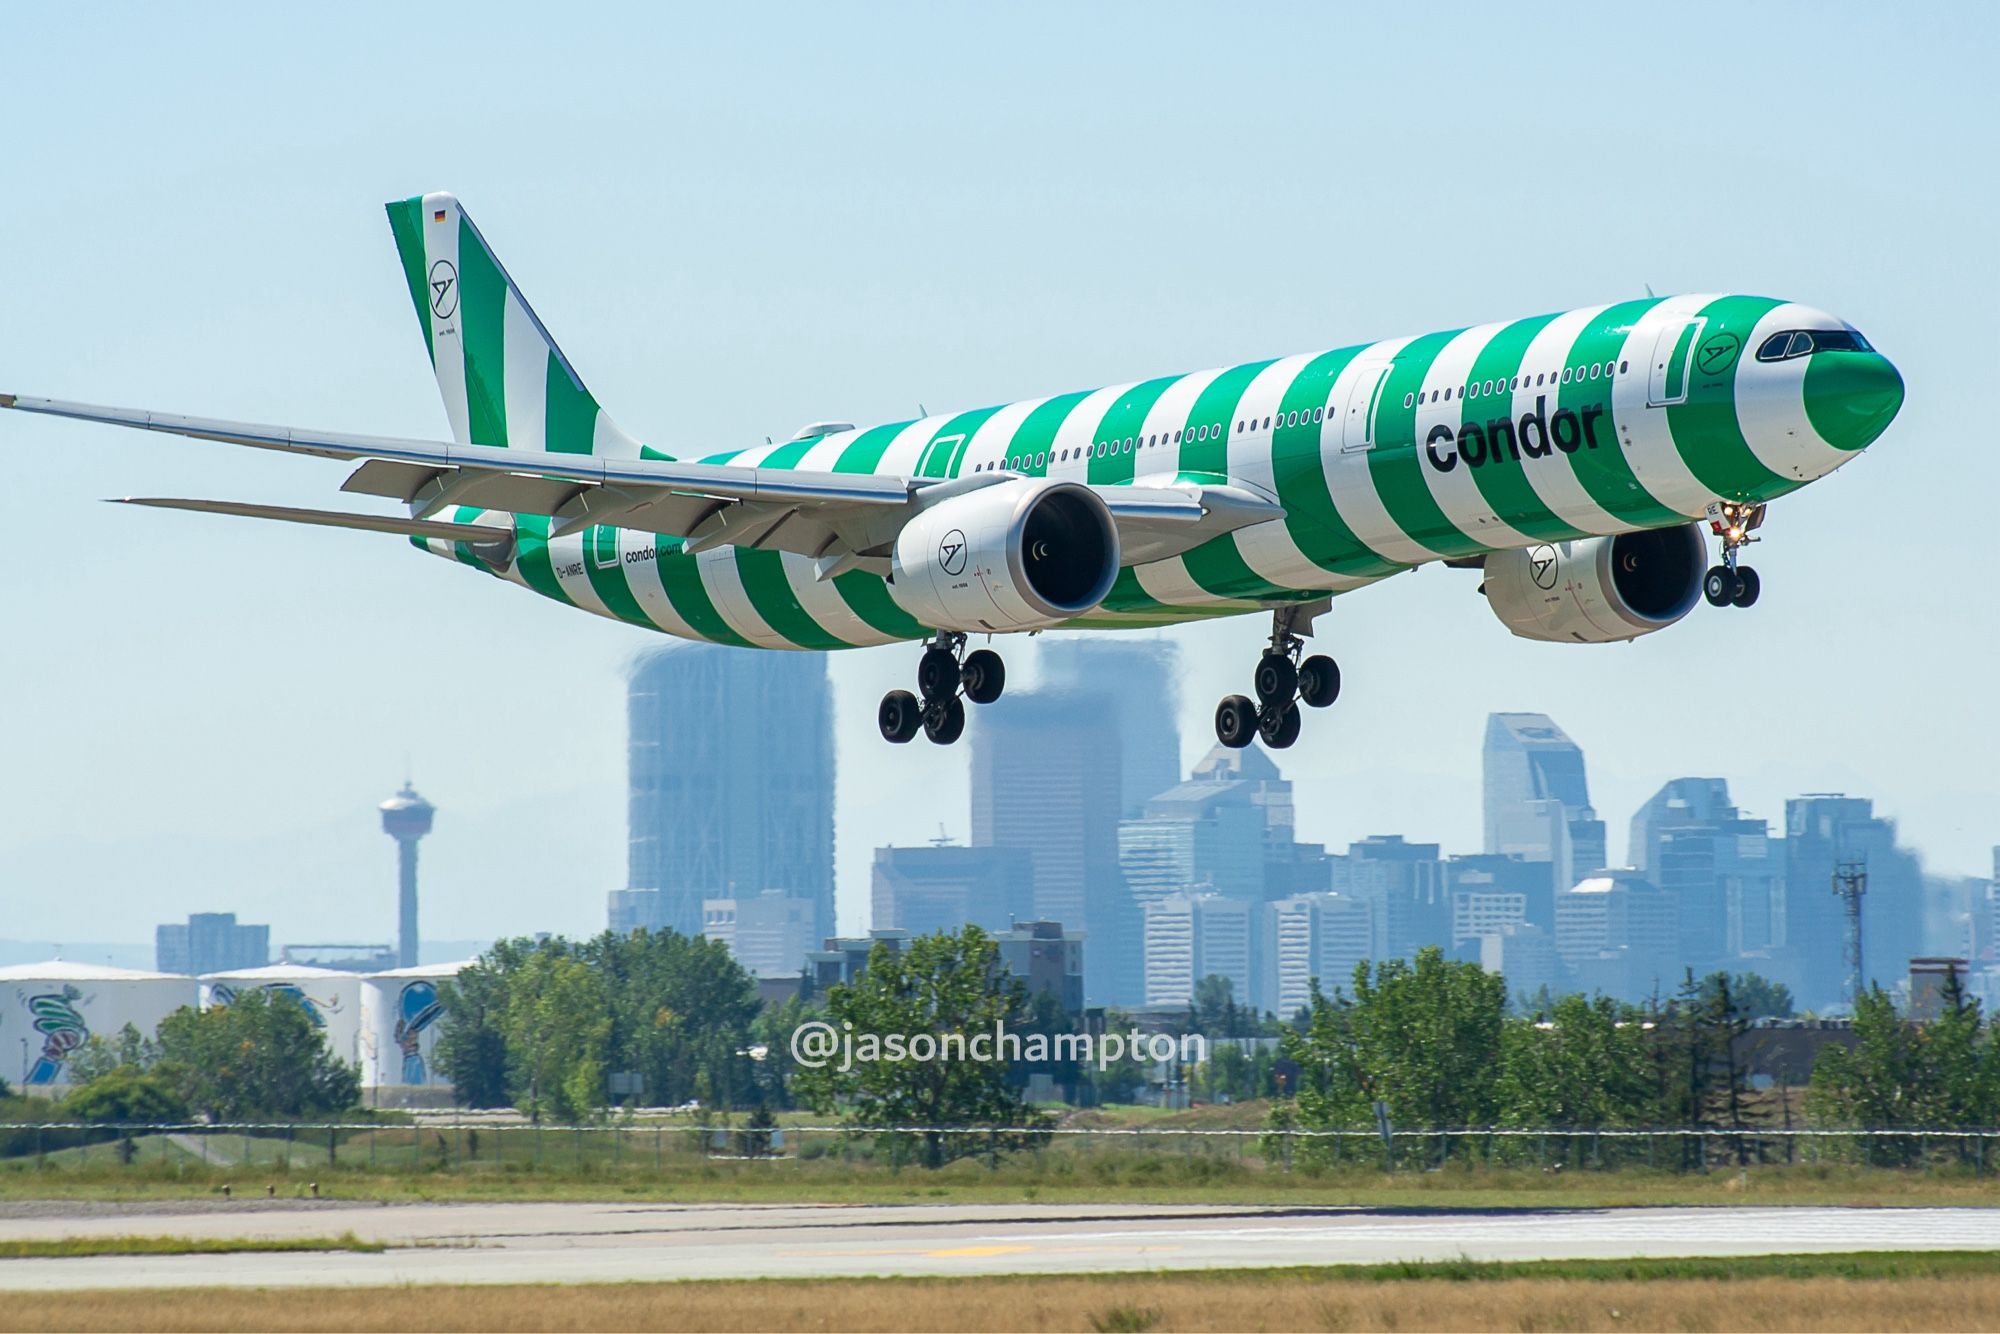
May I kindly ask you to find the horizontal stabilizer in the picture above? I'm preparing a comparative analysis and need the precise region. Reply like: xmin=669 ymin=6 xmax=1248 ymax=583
xmin=113 ymin=497 xmax=513 ymax=552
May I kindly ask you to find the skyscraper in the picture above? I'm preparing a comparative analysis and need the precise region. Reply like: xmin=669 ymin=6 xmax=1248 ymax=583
xmin=1118 ymin=745 xmax=1288 ymax=910
xmin=1331 ymin=835 xmax=1449 ymax=960
xmin=871 ymin=843 xmax=1035 ymax=938
xmin=155 ymin=912 xmax=268 ymax=977
xmin=1483 ymin=713 xmax=1608 ymax=891
xmin=1039 ymin=637 xmax=1182 ymax=816
xmin=970 ymin=689 xmax=1129 ymax=1004
xmin=1630 ymin=778 xmax=1784 ymax=975
xmin=1260 ymin=892 xmax=1373 ymax=1017
xmin=614 ymin=646 xmax=835 ymax=940
xmin=701 ymin=889 xmax=819 ymax=979
xmin=1143 ymin=892 xmax=1253 ymax=1009
xmin=1784 ymin=795 xmax=1923 ymax=1010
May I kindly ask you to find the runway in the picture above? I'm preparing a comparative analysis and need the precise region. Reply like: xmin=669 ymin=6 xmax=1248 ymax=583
xmin=1 ymin=1200 xmax=1996 ymax=1291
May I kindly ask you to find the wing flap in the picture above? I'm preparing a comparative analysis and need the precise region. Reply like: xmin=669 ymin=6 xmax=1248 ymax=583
xmin=114 ymin=497 xmax=515 ymax=552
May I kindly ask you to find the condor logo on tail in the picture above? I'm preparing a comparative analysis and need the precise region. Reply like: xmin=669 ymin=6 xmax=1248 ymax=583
xmin=1425 ymin=394 xmax=1608 ymax=473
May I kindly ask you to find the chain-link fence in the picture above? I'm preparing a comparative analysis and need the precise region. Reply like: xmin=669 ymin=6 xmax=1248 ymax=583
xmin=4 ymin=1121 xmax=1999 ymax=1178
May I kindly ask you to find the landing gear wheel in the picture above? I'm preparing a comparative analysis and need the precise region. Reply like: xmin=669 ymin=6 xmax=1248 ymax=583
xmin=878 ymin=690 xmax=922 ymax=744
xmin=1298 ymin=655 xmax=1341 ymax=708
xmin=922 ymin=695 xmax=966 ymax=745
xmin=1731 ymin=566 xmax=1761 ymax=608
xmin=1214 ymin=695 xmax=1258 ymax=749
xmin=917 ymin=648 xmax=961 ymax=702
xmin=1703 ymin=565 xmax=1741 ymax=607
xmin=961 ymin=649 xmax=1006 ymax=705
xmin=1259 ymin=701 xmax=1303 ymax=749
xmin=1253 ymin=653 xmax=1298 ymax=705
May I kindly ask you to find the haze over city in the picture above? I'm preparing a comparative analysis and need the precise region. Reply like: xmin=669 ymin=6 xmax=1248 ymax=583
xmin=2 ymin=4 xmax=1994 ymax=954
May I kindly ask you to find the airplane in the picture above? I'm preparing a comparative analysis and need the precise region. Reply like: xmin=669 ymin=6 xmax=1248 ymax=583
xmin=3 ymin=193 xmax=1904 ymax=751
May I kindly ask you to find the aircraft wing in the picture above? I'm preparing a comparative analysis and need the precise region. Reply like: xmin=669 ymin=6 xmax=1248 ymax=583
xmin=2 ymin=393 xmax=1282 ymax=573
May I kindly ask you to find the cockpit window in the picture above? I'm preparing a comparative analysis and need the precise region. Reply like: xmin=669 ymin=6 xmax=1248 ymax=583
xmin=1756 ymin=328 xmax=1874 ymax=361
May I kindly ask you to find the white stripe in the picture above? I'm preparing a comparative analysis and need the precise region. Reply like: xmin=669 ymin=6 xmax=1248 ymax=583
xmin=1733 ymin=302 xmax=1850 ymax=481
xmin=1415 ymin=324 xmax=1539 ymax=547
xmin=544 ymin=531 xmax=613 ymax=619
xmin=780 ymin=552 xmax=894 ymax=647
xmin=875 ymin=416 xmax=953 ymax=476
xmin=1611 ymin=295 xmax=1722 ymax=517
xmin=421 ymin=193 xmax=471 ymax=446
xmin=695 ymin=548 xmax=791 ymax=649
xmin=962 ymin=396 xmax=1048 ymax=473
xmin=1319 ymin=337 xmax=1439 ymax=565
xmin=617 ymin=530 xmax=701 ymax=641
xmin=1046 ymin=382 xmax=1134 ymax=479
xmin=1510 ymin=307 xmax=1631 ymax=532
xmin=1149 ymin=369 xmax=1225 ymax=479
xmin=501 ymin=292 xmax=546 ymax=452
xmin=1224 ymin=354 xmax=1368 ymax=592
xmin=592 ymin=411 xmax=640 ymax=459
xmin=794 ymin=429 xmax=863 ymax=473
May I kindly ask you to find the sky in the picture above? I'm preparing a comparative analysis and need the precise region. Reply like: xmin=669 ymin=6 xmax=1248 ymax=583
xmin=2 ymin=3 xmax=1995 ymax=954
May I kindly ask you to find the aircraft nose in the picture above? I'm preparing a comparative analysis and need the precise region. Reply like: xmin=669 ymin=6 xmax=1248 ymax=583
xmin=1805 ymin=350 xmax=1904 ymax=451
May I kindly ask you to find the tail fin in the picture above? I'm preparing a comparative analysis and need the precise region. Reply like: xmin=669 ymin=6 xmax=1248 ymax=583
xmin=384 ymin=192 xmax=644 ymax=458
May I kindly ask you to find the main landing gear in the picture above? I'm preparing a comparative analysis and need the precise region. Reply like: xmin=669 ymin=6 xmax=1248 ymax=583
xmin=1703 ymin=501 xmax=1765 ymax=609
xmin=1215 ymin=604 xmax=1339 ymax=751
xmin=879 ymin=633 xmax=1006 ymax=746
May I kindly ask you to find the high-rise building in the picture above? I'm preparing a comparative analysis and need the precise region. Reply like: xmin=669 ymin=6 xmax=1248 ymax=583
xmin=378 ymin=782 xmax=435 ymax=970
xmin=995 ymin=919 xmax=1086 ymax=1014
xmin=614 ymin=646 xmax=834 ymax=941
xmin=1480 ymin=923 xmax=1559 ymax=1005
xmin=1555 ymin=870 xmax=1678 ymax=1003
xmin=1331 ymin=835 xmax=1448 ymax=960
xmin=1118 ymin=746 xmax=1286 ymax=909
xmin=971 ymin=689 xmax=1130 ymax=1004
xmin=1446 ymin=854 xmax=1556 ymax=947
xmin=1630 ymin=778 xmax=1785 ymax=974
xmin=701 ymin=889 xmax=819 ymax=979
xmin=1039 ymin=637 xmax=1182 ymax=816
xmin=155 ymin=912 xmax=268 ymax=977
xmin=1142 ymin=892 xmax=1253 ymax=1009
xmin=1784 ymin=795 xmax=1924 ymax=1010
xmin=1261 ymin=892 xmax=1373 ymax=1018
xmin=1483 ymin=713 xmax=1608 ymax=891
xmin=871 ymin=843 xmax=1035 ymax=938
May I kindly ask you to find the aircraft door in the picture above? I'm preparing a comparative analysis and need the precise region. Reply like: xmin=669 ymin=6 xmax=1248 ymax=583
xmin=1647 ymin=318 xmax=1706 ymax=407
xmin=1340 ymin=361 xmax=1395 ymax=452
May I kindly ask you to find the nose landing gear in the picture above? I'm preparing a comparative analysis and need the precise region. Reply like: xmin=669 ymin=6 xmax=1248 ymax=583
xmin=1703 ymin=501 xmax=1765 ymax=609
xmin=1215 ymin=602 xmax=1338 ymax=751
xmin=880 ymin=633 xmax=1006 ymax=746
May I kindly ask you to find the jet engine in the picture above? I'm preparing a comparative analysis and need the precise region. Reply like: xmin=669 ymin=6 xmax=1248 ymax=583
xmin=889 ymin=478 xmax=1119 ymax=632
xmin=1483 ymin=523 xmax=1706 ymax=643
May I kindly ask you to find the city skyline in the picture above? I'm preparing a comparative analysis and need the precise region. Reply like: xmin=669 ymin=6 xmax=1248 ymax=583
xmin=3 ymin=7 xmax=1993 ymax=949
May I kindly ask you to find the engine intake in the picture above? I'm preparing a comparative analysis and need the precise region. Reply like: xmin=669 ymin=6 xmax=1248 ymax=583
xmin=890 ymin=479 xmax=1119 ymax=632
xmin=1484 ymin=523 xmax=1706 ymax=643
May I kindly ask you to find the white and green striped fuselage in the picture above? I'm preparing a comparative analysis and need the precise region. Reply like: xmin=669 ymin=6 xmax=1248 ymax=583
xmin=425 ymin=292 xmax=1900 ymax=650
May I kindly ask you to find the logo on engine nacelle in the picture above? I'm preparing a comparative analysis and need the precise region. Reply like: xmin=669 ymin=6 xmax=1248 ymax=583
xmin=939 ymin=529 xmax=968 ymax=577
xmin=1528 ymin=544 xmax=1559 ymax=590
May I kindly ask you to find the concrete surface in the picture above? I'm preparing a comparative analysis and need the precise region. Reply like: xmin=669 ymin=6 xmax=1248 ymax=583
xmin=0 ymin=1200 xmax=1995 ymax=1290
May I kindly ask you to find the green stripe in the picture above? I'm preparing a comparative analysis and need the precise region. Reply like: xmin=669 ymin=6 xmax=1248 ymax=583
xmin=1004 ymin=392 xmax=1094 ymax=479
xmin=456 ymin=217 xmax=510 ymax=448
xmin=917 ymin=407 xmax=1003 ymax=479
xmin=832 ymin=571 xmax=927 ymax=639
xmin=1366 ymin=330 xmax=1488 ymax=558
xmin=383 ymin=198 xmax=433 ymax=365
xmin=733 ymin=548 xmax=849 ymax=649
xmin=758 ymin=438 xmax=821 ymax=469
xmin=1086 ymin=378 xmax=1179 ymax=485
xmin=1270 ymin=350 xmax=1402 ymax=579
xmin=832 ymin=422 xmax=913 ymax=474
xmin=1454 ymin=314 xmax=1588 ymax=541
xmin=512 ymin=516 xmax=574 ymax=606
xmin=544 ymin=356 xmax=598 ymax=455
xmin=1100 ymin=566 xmax=1167 ymax=615
xmin=580 ymin=526 xmax=651 ymax=627
xmin=654 ymin=545 xmax=752 ymax=647
xmin=1559 ymin=299 xmax=1685 ymax=525
xmin=1665 ymin=295 xmax=1789 ymax=500
xmin=1178 ymin=361 xmax=1303 ymax=600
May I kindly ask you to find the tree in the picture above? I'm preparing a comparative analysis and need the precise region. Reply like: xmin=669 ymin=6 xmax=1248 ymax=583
xmin=64 ymin=1068 xmax=189 ymax=1124
xmin=501 ymin=948 xmax=611 ymax=1123
xmin=436 ymin=938 xmax=539 ymax=1108
xmin=582 ymin=929 xmax=761 ymax=1109
xmin=1498 ymin=992 xmax=1656 ymax=1130
xmin=792 ymin=927 xmax=1048 ymax=1167
xmin=1708 ymin=971 xmax=1793 ymax=1022
xmin=154 ymin=991 xmax=360 ymax=1120
xmin=1190 ymin=975 xmax=1259 ymax=1039
xmin=1278 ymin=948 xmax=1507 ymax=1156
xmin=66 ymin=1023 xmax=163 ymax=1086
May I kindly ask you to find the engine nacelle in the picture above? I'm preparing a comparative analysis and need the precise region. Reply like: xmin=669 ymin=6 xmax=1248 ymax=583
xmin=889 ymin=479 xmax=1120 ymax=632
xmin=1484 ymin=523 xmax=1706 ymax=643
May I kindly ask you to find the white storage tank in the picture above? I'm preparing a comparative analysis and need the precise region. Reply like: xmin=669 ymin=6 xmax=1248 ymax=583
xmin=358 ymin=961 xmax=471 ymax=1090
xmin=202 ymin=964 xmax=362 ymax=1068
xmin=0 ymin=961 xmax=199 ymax=1088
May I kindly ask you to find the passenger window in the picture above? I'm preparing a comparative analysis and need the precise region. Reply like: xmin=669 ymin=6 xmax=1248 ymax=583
xmin=1619 ymin=360 xmax=1628 ymax=374
xmin=1313 ymin=407 xmax=1324 ymax=422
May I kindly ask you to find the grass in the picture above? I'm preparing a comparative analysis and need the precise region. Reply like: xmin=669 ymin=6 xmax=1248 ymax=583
xmin=11 ymin=1254 xmax=2000 ymax=1331
xmin=0 ymin=1231 xmax=384 ymax=1259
